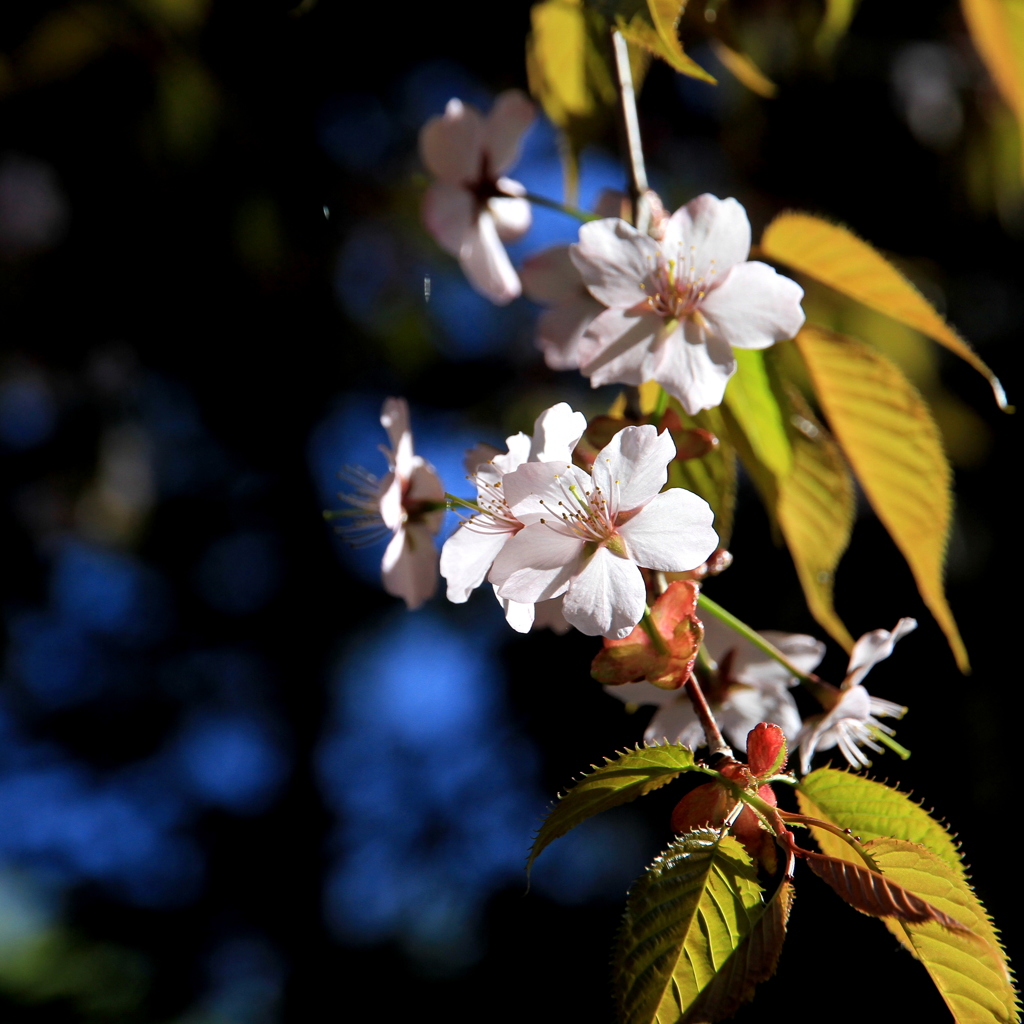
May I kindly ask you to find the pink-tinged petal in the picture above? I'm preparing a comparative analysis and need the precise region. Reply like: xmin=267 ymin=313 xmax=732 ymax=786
xmin=483 ymin=90 xmax=535 ymax=175
xmin=528 ymin=402 xmax=588 ymax=463
xmin=571 ymin=219 xmax=659 ymax=308
xmin=645 ymin=698 xmax=704 ymax=748
xmin=604 ymin=679 xmax=678 ymax=708
xmin=845 ymin=618 xmax=917 ymax=687
xmin=406 ymin=458 xmax=444 ymax=506
xmin=536 ymin=300 xmax=600 ymax=370
xmin=533 ymin=597 xmax=572 ymax=634
xmin=488 ymin=192 xmax=531 ymax=242
xmin=706 ymin=622 xmax=826 ymax=693
xmin=441 ymin=524 xmax=512 ymax=603
xmin=521 ymin=245 xmax=586 ymax=305
xmin=618 ymin=489 xmax=718 ymax=571
xmin=382 ymin=523 xmax=438 ymax=610
xmin=502 ymin=460 xmax=591 ymax=524
xmin=718 ymin=687 xmax=802 ymax=750
xmin=378 ymin=473 xmax=403 ymax=531
xmin=663 ymin=194 xmax=751 ymax=280
xmin=653 ymin=319 xmax=735 ymax=415
xmin=700 ymin=261 xmax=806 ymax=350
xmin=593 ymin=188 xmax=629 ymax=219
xmin=492 ymin=432 xmax=532 ymax=476
xmin=419 ymin=98 xmax=484 ymax=183
xmin=422 ymin=182 xmax=474 ymax=257
xmin=459 ymin=210 xmax=522 ymax=305
xmin=380 ymin=396 xmax=410 ymax=454
xmin=578 ymin=307 xmax=662 ymax=388
xmin=489 ymin=523 xmax=584 ymax=603
xmin=591 ymin=423 xmax=674 ymax=513
xmin=562 ymin=547 xmax=646 ymax=638
xmin=464 ymin=442 xmax=502 ymax=476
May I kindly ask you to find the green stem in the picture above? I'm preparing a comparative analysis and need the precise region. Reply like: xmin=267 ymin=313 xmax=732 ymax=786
xmin=867 ymin=725 xmax=911 ymax=760
xmin=520 ymin=192 xmax=599 ymax=223
xmin=652 ymin=386 xmax=670 ymax=423
xmin=640 ymin=606 xmax=669 ymax=656
xmin=444 ymin=494 xmax=482 ymax=513
xmin=697 ymin=592 xmax=840 ymax=707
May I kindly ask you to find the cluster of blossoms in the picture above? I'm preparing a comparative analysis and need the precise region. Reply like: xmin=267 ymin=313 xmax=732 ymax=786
xmin=331 ymin=89 xmax=914 ymax=778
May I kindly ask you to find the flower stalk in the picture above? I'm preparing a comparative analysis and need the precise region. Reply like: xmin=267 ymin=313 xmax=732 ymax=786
xmin=610 ymin=28 xmax=651 ymax=235
xmin=684 ymin=671 xmax=733 ymax=760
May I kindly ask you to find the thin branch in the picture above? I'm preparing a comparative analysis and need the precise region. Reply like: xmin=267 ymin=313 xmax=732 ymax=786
xmin=611 ymin=28 xmax=650 ymax=235
xmin=684 ymin=671 xmax=733 ymax=760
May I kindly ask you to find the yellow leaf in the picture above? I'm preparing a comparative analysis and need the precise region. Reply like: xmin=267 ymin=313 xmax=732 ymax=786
xmin=962 ymin=0 xmax=1024 ymax=178
xmin=615 ymin=0 xmax=716 ymax=82
xmin=814 ymin=0 xmax=860 ymax=56
xmin=709 ymin=39 xmax=777 ymax=98
xmin=796 ymin=326 xmax=967 ymax=671
xmin=775 ymin=388 xmax=856 ymax=650
xmin=724 ymin=349 xmax=791 ymax=481
xmin=761 ymin=212 xmax=1010 ymax=410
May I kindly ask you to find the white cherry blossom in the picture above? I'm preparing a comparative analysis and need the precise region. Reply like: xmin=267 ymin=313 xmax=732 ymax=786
xmin=606 ymin=618 xmax=826 ymax=750
xmin=420 ymin=91 xmax=535 ymax=305
xmin=797 ymin=618 xmax=916 ymax=774
xmin=489 ymin=424 xmax=718 ymax=638
xmin=340 ymin=398 xmax=444 ymax=610
xmin=569 ymin=193 xmax=806 ymax=414
xmin=440 ymin=403 xmax=587 ymax=632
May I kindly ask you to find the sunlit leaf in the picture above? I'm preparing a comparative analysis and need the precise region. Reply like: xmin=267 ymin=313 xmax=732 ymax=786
xmin=795 ymin=325 xmax=968 ymax=670
xmin=803 ymin=846 xmax=970 ymax=931
xmin=775 ymin=387 xmax=856 ymax=650
xmin=962 ymin=0 xmax=1024 ymax=179
xmin=761 ymin=212 xmax=1009 ymax=409
xmin=724 ymin=349 xmax=792 ymax=482
xmin=615 ymin=0 xmax=716 ymax=82
xmin=797 ymin=767 xmax=965 ymax=876
xmin=814 ymin=0 xmax=860 ymax=56
xmin=866 ymin=838 xmax=1019 ymax=1024
xmin=614 ymin=831 xmax=770 ymax=1024
xmin=709 ymin=39 xmax=777 ymax=97
xmin=527 ymin=745 xmax=702 ymax=875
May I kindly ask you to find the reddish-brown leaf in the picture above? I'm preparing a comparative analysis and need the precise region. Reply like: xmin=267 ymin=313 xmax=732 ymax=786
xmin=591 ymin=580 xmax=703 ymax=686
xmin=805 ymin=850 xmax=971 ymax=932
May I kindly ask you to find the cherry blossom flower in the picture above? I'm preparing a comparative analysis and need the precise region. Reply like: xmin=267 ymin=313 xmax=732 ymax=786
xmin=420 ymin=91 xmax=535 ymax=305
xmin=440 ymin=402 xmax=586 ymax=632
xmin=605 ymin=617 xmax=825 ymax=750
xmin=569 ymin=193 xmax=806 ymax=414
xmin=489 ymin=424 xmax=718 ymax=638
xmin=797 ymin=618 xmax=916 ymax=774
xmin=339 ymin=398 xmax=444 ymax=610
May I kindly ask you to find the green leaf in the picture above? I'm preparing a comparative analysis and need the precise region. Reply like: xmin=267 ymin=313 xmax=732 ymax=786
xmin=724 ymin=349 xmax=792 ymax=483
xmin=797 ymin=767 xmax=964 ymax=877
xmin=796 ymin=325 xmax=968 ymax=671
xmin=527 ymin=745 xmax=702 ymax=875
xmin=614 ymin=0 xmax=716 ymax=82
xmin=774 ymin=387 xmax=856 ymax=650
xmin=613 ymin=831 xmax=771 ymax=1024
xmin=814 ymin=0 xmax=860 ymax=56
xmin=865 ymin=838 xmax=1019 ymax=1024
xmin=761 ymin=212 xmax=1009 ymax=410
xmin=670 ymin=404 xmax=738 ymax=547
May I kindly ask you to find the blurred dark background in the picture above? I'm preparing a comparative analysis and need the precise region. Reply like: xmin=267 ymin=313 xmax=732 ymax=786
xmin=0 ymin=0 xmax=1018 ymax=1020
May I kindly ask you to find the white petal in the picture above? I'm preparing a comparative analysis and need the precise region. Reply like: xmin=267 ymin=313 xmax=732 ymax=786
xmin=406 ymin=458 xmax=444 ymax=507
xmin=604 ymin=680 xmax=678 ymax=708
xmin=491 ymin=432 xmax=532 ymax=476
xmin=440 ymin=522 xmax=514 ymax=603
xmin=570 ymin=219 xmax=659 ymax=309
xmin=459 ymin=210 xmax=522 ymax=305
xmin=645 ymin=698 xmax=704 ymax=748
xmin=707 ymin=623 xmax=826 ymax=692
xmin=483 ymin=90 xmax=535 ymax=175
xmin=382 ymin=524 xmax=438 ymax=610
xmin=591 ymin=423 xmax=674 ymax=513
xmin=502 ymin=460 xmax=592 ymax=525
xmin=653 ymin=319 xmax=735 ymax=415
xmin=718 ymin=687 xmax=803 ymax=750
xmin=536 ymin=300 xmax=600 ymax=370
xmin=380 ymin=396 xmax=410 ymax=454
xmin=464 ymin=442 xmax=502 ymax=476
xmin=532 ymin=597 xmax=572 ymax=634
xmin=489 ymin=523 xmax=584 ymax=603
xmin=521 ymin=245 xmax=586 ymax=305
xmin=562 ymin=547 xmax=646 ymax=638
xmin=528 ymin=403 xmax=588 ymax=463
xmin=845 ymin=618 xmax=918 ymax=687
xmin=662 ymin=194 xmax=751 ymax=281
xmin=493 ymin=585 xmax=536 ymax=633
xmin=699 ymin=261 xmax=806 ymax=350
xmin=488 ymin=193 xmax=531 ymax=242
xmin=618 ymin=489 xmax=718 ymax=571
xmin=378 ymin=473 xmax=403 ymax=531
xmin=797 ymin=685 xmax=873 ymax=774
xmin=419 ymin=98 xmax=484 ymax=183
xmin=578 ymin=307 xmax=662 ymax=388
xmin=422 ymin=182 xmax=474 ymax=256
